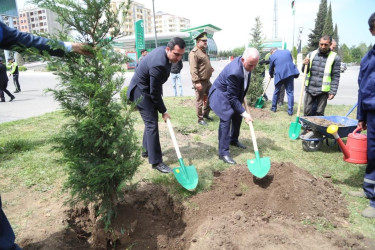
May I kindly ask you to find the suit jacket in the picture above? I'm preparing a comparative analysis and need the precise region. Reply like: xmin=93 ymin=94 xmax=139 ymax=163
xmin=127 ymin=46 xmax=171 ymax=114
xmin=0 ymin=63 xmax=8 ymax=89
xmin=269 ymin=50 xmax=300 ymax=85
xmin=209 ymin=56 xmax=250 ymax=121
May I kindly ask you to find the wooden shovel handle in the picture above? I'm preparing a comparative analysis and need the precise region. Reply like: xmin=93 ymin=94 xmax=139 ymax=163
xmin=296 ymin=58 xmax=309 ymax=117
xmin=261 ymin=78 xmax=272 ymax=97
xmin=167 ymin=119 xmax=182 ymax=159
xmin=243 ymin=97 xmax=258 ymax=152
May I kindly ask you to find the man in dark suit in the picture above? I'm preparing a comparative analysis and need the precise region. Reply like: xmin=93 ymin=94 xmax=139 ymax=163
xmin=269 ymin=48 xmax=300 ymax=116
xmin=127 ymin=37 xmax=186 ymax=173
xmin=209 ymin=48 xmax=259 ymax=164
xmin=0 ymin=57 xmax=15 ymax=102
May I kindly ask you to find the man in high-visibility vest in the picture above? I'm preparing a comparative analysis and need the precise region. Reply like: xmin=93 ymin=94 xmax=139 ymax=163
xmin=300 ymin=35 xmax=341 ymax=138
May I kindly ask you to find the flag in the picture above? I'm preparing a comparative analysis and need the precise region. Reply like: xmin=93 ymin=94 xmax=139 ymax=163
xmin=291 ymin=0 xmax=295 ymax=15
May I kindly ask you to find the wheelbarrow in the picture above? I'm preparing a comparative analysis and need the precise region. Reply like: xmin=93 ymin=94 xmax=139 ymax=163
xmin=299 ymin=115 xmax=358 ymax=152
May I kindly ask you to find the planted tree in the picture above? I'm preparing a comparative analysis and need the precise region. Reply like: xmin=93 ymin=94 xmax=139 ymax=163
xmin=32 ymin=0 xmax=142 ymax=229
xmin=247 ymin=16 xmax=265 ymax=106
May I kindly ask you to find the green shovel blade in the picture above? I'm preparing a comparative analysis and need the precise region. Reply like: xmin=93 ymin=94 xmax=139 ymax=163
xmin=247 ymin=151 xmax=271 ymax=178
xmin=173 ymin=158 xmax=198 ymax=191
xmin=289 ymin=117 xmax=302 ymax=140
xmin=255 ymin=97 xmax=264 ymax=109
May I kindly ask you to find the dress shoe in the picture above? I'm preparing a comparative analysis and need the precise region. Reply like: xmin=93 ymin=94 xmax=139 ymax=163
xmin=219 ymin=155 xmax=236 ymax=164
xmin=9 ymin=97 xmax=15 ymax=102
xmin=203 ymin=115 xmax=214 ymax=121
xmin=270 ymin=108 xmax=276 ymax=112
xmin=14 ymin=90 xmax=20 ymax=93
xmin=362 ymin=206 xmax=375 ymax=218
xmin=152 ymin=162 xmax=173 ymax=173
xmin=288 ymin=112 xmax=293 ymax=116
xmin=230 ymin=141 xmax=247 ymax=149
xmin=0 ymin=99 xmax=5 ymax=102
xmin=198 ymin=120 xmax=207 ymax=125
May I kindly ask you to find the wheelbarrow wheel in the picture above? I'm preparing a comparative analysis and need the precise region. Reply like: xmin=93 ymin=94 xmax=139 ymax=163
xmin=302 ymin=132 xmax=323 ymax=152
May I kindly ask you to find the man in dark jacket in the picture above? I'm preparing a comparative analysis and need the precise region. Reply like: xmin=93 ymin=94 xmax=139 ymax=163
xmin=171 ymin=60 xmax=183 ymax=96
xmin=209 ymin=48 xmax=259 ymax=164
xmin=349 ymin=12 xmax=375 ymax=218
xmin=0 ymin=57 xmax=15 ymax=102
xmin=269 ymin=48 xmax=300 ymax=115
xmin=127 ymin=37 xmax=186 ymax=173
xmin=300 ymin=35 xmax=341 ymax=138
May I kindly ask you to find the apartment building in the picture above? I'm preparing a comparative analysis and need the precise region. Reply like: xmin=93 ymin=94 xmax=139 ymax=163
xmin=17 ymin=5 xmax=60 ymax=35
xmin=154 ymin=11 xmax=190 ymax=34
xmin=110 ymin=0 xmax=153 ymax=36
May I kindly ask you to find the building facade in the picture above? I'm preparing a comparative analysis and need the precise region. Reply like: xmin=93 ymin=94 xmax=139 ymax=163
xmin=18 ymin=5 xmax=61 ymax=35
xmin=154 ymin=11 xmax=190 ymax=34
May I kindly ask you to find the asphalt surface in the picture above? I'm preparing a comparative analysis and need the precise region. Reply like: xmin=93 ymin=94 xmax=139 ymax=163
xmin=0 ymin=61 xmax=360 ymax=124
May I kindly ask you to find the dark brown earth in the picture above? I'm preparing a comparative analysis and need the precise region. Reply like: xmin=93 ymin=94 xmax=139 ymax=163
xmin=22 ymin=162 xmax=375 ymax=250
xmin=303 ymin=117 xmax=346 ymax=127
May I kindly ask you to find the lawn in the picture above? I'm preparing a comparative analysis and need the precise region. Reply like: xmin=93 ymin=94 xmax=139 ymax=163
xmin=1 ymin=97 xmax=374 ymax=241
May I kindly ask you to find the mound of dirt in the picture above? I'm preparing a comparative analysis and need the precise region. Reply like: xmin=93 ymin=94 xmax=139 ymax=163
xmin=22 ymin=162 xmax=375 ymax=250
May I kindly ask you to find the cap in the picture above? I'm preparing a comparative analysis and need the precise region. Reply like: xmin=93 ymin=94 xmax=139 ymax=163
xmin=194 ymin=32 xmax=208 ymax=41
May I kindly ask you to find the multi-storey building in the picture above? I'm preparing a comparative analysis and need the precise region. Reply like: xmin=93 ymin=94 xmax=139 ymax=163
xmin=110 ymin=0 xmax=190 ymax=36
xmin=154 ymin=11 xmax=190 ymax=34
xmin=110 ymin=0 xmax=153 ymax=36
xmin=17 ymin=5 xmax=60 ymax=35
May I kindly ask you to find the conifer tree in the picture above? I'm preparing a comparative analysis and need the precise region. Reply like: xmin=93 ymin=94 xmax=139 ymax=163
xmin=32 ymin=0 xmax=142 ymax=229
xmin=307 ymin=0 xmax=327 ymax=51
xmin=247 ymin=16 xmax=265 ymax=106
xmin=322 ymin=3 xmax=334 ymax=37
xmin=333 ymin=24 xmax=339 ymax=45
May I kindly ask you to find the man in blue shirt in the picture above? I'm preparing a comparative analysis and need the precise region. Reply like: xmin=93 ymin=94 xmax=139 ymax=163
xmin=350 ymin=12 xmax=375 ymax=218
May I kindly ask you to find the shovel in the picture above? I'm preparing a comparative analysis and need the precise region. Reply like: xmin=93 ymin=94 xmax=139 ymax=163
xmin=288 ymin=59 xmax=309 ymax=140
xmin=244 ymin=98 xmax=271 ymax=178
xmin=166 ymin=119 xmax=198 ymax=191
xmin=255 ymin=78 xmax=272 ymax=109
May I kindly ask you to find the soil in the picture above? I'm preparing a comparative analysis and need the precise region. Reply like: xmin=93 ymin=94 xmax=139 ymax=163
xmin=20 ymin=162 xmax=375 ymax=250
xmin=303 ymin=117 xmax=346 ymax=127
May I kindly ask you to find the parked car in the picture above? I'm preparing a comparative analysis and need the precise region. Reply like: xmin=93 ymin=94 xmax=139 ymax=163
xmin=340 ymin=63 xmax=347 ymax=73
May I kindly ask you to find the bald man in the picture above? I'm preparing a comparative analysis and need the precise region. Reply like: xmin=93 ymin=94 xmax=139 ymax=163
xmin=209 ymin=48 xmax=259 ymax=164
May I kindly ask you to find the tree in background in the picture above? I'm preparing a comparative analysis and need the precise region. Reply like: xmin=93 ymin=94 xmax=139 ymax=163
xmin=307 ymin=0 xmax=327 ymax=51
xmin=292 ymin=46 xmax=298 ymax=64
xmin=333 ymin=24 xmax=339 ymax=45
xmin=340 ymin=44 xmax=352 ymax=62
xmin=247 ymin=16 xmax=265 ymax=106
xmin=322 ymin=2 xmax=334 ymax=37
xmin=232 ymin=46 xmax=246 ymax=57
xmin=32 ymin=0 xmax=142 ymax=231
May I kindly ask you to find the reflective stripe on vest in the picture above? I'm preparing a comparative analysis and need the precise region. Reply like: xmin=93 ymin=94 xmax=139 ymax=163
xmin=305 ymin=50 xmax=337 ymax=92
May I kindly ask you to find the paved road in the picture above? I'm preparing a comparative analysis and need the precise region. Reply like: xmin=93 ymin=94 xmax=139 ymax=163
xmin=0 ymin=61 xmax=359 ymax=124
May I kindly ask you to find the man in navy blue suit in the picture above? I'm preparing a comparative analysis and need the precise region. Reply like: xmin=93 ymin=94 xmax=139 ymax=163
xmin=127 ymin=37 xmax=186 ymax=173
xmin=209 ymin=48 xmax=259 ymax=164
xmin=269 ymin=48 xmax=300 ymax=116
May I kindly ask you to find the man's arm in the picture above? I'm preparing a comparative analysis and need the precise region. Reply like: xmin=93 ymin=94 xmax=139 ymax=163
xmin=149 ymin=66 xmax=167 ymax=114
xmin=0 ymin=21 xmax=90 ymax=57
xmin=329 ymin=55 xmax=341 ymax=97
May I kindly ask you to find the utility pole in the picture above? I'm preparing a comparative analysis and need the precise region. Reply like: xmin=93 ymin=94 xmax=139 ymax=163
xmin=152 ymin=0 xmax=158 ymax=47
xmin=272 ymin=0 xmax=278 ymax=39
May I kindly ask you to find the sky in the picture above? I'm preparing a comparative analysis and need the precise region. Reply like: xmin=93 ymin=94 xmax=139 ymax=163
xmin=16 ymin=0 xmax=375 ymax=51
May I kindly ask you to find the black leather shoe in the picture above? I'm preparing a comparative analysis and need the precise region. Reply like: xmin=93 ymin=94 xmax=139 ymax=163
xmin=9 ymin=97 xmax=15 ymax=102
xmin=14 ymin=90 xmax=20 ymax=93
xmin=0 ymin=99 xmax=5 ymax=102
xmin=203 ymin=115 xmax=213 ymax=121
xmin=270 ymin=108 xmax=276 ymax=112
xmin=152 ymin=162 xmax=173 ymax=173
xmin=219 ymin=155 xmax=236 ymax=164
xmin=230 ymin=141 xmax=247 ymax=149
xmin=198 ymin=120 xmax=208 ymax=125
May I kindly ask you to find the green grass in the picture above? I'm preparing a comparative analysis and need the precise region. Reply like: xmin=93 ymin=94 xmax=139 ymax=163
xmin=1 ymin=98 xmax=375 ymax=239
